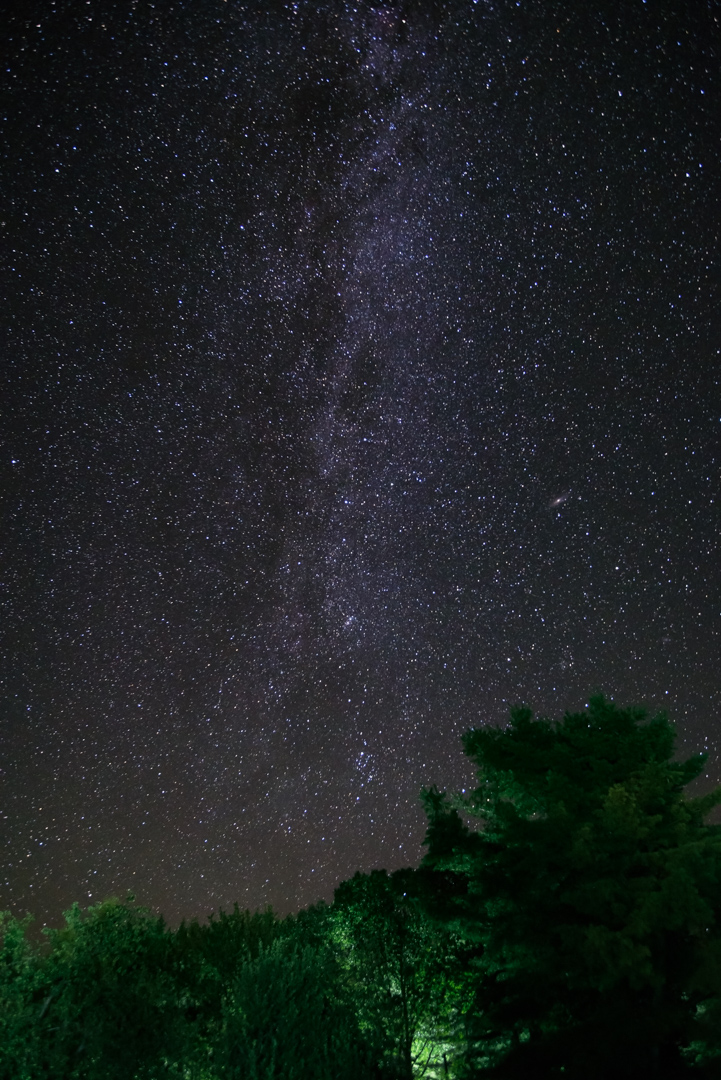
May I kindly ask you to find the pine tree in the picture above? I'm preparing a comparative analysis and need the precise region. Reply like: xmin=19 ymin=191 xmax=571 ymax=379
xmin=421 ymin=695 xmax=721 ymax=1079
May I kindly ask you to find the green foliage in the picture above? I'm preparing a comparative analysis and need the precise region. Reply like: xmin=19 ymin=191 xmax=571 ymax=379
xmin=1 ymin=896 xmax=187 ymax=1080
xmin=332 ymin=867 xmax=464 ymax=1078
xmin=170 ymin=904 xmax=288 ymax=1076
xmin=0 ymin=912 xmax=45 ymax=1080
xmin=5 ymin=693 xmax=721 ymax=1079
xmin=217 ymin=937 xmax=373 ymax=1080
xmin=38 ymin=897 xmax=181 ymax=1080
xmin=421 ymin=695 xmax=721 ymax=1078
xmin=173 ymin=906 xmax=283 ymax=1026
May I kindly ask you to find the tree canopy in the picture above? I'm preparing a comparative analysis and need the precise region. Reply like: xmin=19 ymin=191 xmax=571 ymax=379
xmin=421 ymin=694 xmax=721 ymax=1078
xmin=3 ymin=694 xmax=721 ymax=1079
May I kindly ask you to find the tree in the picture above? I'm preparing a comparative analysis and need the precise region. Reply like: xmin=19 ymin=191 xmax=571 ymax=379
xmin=332 ymin=867 xmax=462 ymax=1078
xmin=217 ymin=936 xmax=373 ymax=1080
xmin=171 ymin=903 xmax=285 ymax=1074
xmin=421 ymin=695 xmax=721 ymax=1079
xmin=0 ymin=912 xmax=45 ymax=1080
xmin=38 ymin=896 xmax=181 ymax=1080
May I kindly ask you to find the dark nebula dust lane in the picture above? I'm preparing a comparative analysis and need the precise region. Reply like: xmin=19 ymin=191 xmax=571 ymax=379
xmin=1 ymin=1 xmax=719 ymax=925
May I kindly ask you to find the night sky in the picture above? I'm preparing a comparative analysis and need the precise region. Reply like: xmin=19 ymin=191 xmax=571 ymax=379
xmin=2 ymin=0 xmax=720 ymax=927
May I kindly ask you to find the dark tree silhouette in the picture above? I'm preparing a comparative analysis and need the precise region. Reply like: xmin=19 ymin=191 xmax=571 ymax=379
xmin=421 ymin=695 xmax=721 ymax=1079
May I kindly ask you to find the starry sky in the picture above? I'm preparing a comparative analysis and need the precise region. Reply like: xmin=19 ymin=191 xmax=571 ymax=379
xmin=2 ymin=0 xmax=720 ymax=927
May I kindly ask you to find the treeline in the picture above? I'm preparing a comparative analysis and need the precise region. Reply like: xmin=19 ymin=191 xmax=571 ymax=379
xmin=3 ymin=696 xmax=721 ymax=1079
